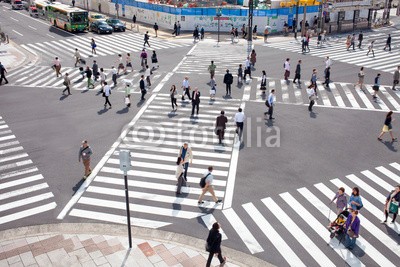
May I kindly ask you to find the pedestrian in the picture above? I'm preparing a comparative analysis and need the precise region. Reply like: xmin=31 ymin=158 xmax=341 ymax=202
xmin=73 ymin=48 xmax=81 ymax=67
xmin=140 ymin=75 xmax=146 ymax=100
xmin=145 ymin=65 xmax=151 ymax=87
xmin=350 ymin=33 xmax=355 ymax=50
xmin=392 ymin=66 xmax=399 ymax=91
xmin=305 ymin=34 xmax=310 ymax=52
xmin=323 ymin=67 xmax=330 ymax=87
xmin=91 ymin=38 xmax=96 ymax=55
xmin=367 ymin=40 xmax=375 ymax=57
xmin=62 ymin=72 xmax=71 ymax=95
xmin=241 ymin=24 xmax=246 ymax=38
xmin=198 ymin=166 xmax=222 ymax=204
xmin=244 ymin=57 xmax=252 ymax=80
xmin=132 ymin=14 xmax=136 ymax=24
xmin=317 ymin=33 xmax=322 ymax=48
xmin=355 ymin=66 xmax=365 ymax=90
xmin=144 ymin=31 xmax=150 ymax=47
xmin=324 ymin=56 xmax=332 ymax=70
xmin=253 ymin=25 xmax=258 ymax=39
xmin=208 ymin=61 xmax=216 ymax=80
xmin=72 ymin=0 xmax=75 ymax=7
xmin=237 ymin=64 xmax=243 ymax=84
xmin=170 ymin=85 xmax=178 ymax=111
xmin=181 ymin=76 xmax=191 ymax=100
xmin=200 ymin=27 xmax=205 ymax=40
xmin=382 ymin=185 xmax=400 ymax=223
xmin=103 ymin=81 xmax=112 ymax=109
xmin=293 ymin=60 xmax=301 ymax=84
xmin=205 ymin=222 xmax=227 ymax=267
xmin=344 ymin=209 xmax=360 ymax=250
xmin=250 ymin=49 xmax=256 ymax=68
xmin=378 ymin=111 xmax=397 ymax=142
xmin=234 ymin=108 xmax=245 ymax=141
xmin=116 ymin=54 xmax=124 ymax=75
xmin=265 ymin=89 xmax=275 ymax=120
xmin=260 ymin=70 xmax=267 ymax=93
xmin=330 ymin=187 xmax=347 ymax=215
xmin=284 ymin=58 xmax=290 ymax=82
xmin=153 ymin=23 xmax=158 ymax=37
xmin=125 ymin=53 xmax=133 ymax=73
xmin=175 ymin=157 xmax=186 ymax=195
xmin=191 ymin=87 xmax=200 ymax=116
xmin=346 ymin=35 xmax=351 ymax=51
xmin=78 ymin=140 xmax=92 ymax=180
xmin=111 ymin=66 xmax=117 ymax=87
xmin=0 ymin=62 xmax=8 ymax=85
xmin=358 ymin=31 xmax=363 ymax=48
xmin=177 ymin=21 xmax=181 ymax=36
xmin=178 ymin=142 xmax=193 ymax=180
xmin=230 ymin=27 xmax=235 ymax=43
xmin=301 ymin=35 xmax=306 ymax=53
xmin=384 ymin=34 xmax=391 ymax=51
xmin=234 ymin=27 xmax=239 ymax=42
xmin=307 ymin=86 xmax=317 ymax=112
xmin=125 ymin=82 xmax=131 ymax=108
xmin=140 ymin=49 xmax=147 ymax=70
xmin=372 ymin=73 xmax=381 ymax=99
xmin=90 ymin=60 xmax=98 ymax=81
xmin=309 ymin=69 xmax=318 ymax=92
xmin=209 ymin=78 xmax=216 ymax=100
xmin=172 ymin=22 xmax=177 ymax=36
xmin=194 ymin=26 xmax=200 ymax=42
xmin=53 ymin=57 xmax=61 ymax=77
xmin=215 ymin=111 xmax=228 ymax=144
xmin=223 ymin=69 xmax=233 ymax=96
xmin=151 ymin=50 xmax=159 ymax=70
xmin=264 ymin=26 xmax=269 ymax=42
xmin=99 ymin=68 xmax=106 ymax=88
xmin=348 ymin=187 xmax=363 ymax=211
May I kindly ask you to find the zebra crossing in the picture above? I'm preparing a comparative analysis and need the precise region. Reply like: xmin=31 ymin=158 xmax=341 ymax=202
xmin=0 ymin=116 xmax=56 ymax=226
xmin=6 ymin=65 xmax=166 ymax=93
xmin=67 ymin=93 xmax=242 ymax=228
xmin=20 ymin=32 xmax=190 ymax=64
xmin=254 ymin=77 xmax=400 ymax=112
xmin=265 ymin=29 xmax=400 ymax=73
xmin=214 ymin=162 xmax=400 ymax=266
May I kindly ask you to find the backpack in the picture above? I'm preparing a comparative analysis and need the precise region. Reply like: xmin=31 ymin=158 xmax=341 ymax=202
xmin=200 ymin=173 xmax=211 ymax=188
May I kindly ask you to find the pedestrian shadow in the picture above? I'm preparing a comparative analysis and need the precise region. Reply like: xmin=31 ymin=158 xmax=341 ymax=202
xmin=59 ymin=95 xmax=68 ymax=101
xmin=136 ymin=99 xmax=145 ymax=107
xmin=117 ymin=107 xmax=129 ymax=114
xmin=236 ymin=83 xmax=243 ymax=89
xmin=72 ymin=178 xmax=85 ymax=195
xmin=383 ymin=224 xmax=400 ymax=241
xmin=380 ymin=140 xmax=397 ymax=152
xmin=208 ymin=99 xmax=215 ymax=105
xmin=73 ymin=77 xmax=84 ymax=84
xmin=260 ymin=92 xmax=267 ymax=101
xmin=223 ymin=95 xmax=232 ymax=100
xmin=265 ymin=119 xmax=274 ymax=127
xmin=95 ymin=90 xmax=103 ymax=96
xmin=97 ymin=107 xmax=109 ymax=115
xmin=168 ymin=112 xmax=178 ymax=118
xmin=309 ymin=111 xmax=317 ymax=119
xmin=81 ymin=89 xmax=89 ymax=93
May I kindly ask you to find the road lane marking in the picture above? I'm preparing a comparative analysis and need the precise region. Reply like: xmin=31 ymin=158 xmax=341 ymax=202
xmin=201 ymin=214 xmax=228 ymax=240
xmin=10 ymin=17 xmax=19 ymax=22
xmin=0 ymin=192 xmax=54 ymax=213
xmin=0 ymin=202 xmax=56 ymax=225
xmin=46 ymin=34 xmax=55 ymax=38
xmin=12 ymin=30 xmax=23 ymax=36
xmin=28 ymin=25 xmax=37 ymax=30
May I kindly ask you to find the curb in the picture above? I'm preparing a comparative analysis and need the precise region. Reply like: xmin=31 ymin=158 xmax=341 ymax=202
xmin=4 ymin=40 xmax=40 ymax=70
xmin=0 ymin=223 xmax=275 ymax=267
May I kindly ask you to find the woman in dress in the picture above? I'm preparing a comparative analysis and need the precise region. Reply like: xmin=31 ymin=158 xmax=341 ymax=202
xmin=125 ymin=53 xmax=132 ymax=73
xmin=378 ymin=111 xmax=397 ymax=142
xmin=382 ymin=185 xmax=400 ymax=223
xmin=250 ymin=49 xmax=257 ymax=68
xmin=348 ymin=187 xmax=363 ymax=211
xmin=355 ymin=66 xmax=365 ymax=90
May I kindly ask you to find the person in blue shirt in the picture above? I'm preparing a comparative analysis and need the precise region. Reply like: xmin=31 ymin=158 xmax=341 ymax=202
xmin=265 ymin=89 xmax=275 ymax=120
xmin=348 ymin=187 xmax=363 ymax=211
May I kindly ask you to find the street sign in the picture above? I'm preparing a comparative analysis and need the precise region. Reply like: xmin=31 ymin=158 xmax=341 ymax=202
xmin=119 ymin=150 xmax=131 ymax=173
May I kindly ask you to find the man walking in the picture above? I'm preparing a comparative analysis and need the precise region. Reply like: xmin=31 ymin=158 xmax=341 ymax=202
xmin=191 ymin=87 xmax=201 ymax=116
xmin=0 ymin=62 xmax=8 ymax=85
xmin=358 ymin=31 xmax=363 ymax=48
xmin=244 ymin=57 xmax=252 ymax=80
xmin=140 ymin=75 xmax=146 ymax=100
xmin=144 ymin=31 xmax=150 ymax=47
xmin=62 ymin=72 xmax=71 ymax=95
xmin=384 ymin=34 xmax=391 ymax=51
xmin=373 ymin=73 xmax=381 ymax=99
xmin=73 ymin=48 xmax=81 ymax=67
xmin=178 ymin=142 xmax=193 ymax=180
xmin=92 ymin=60 xmax=99 ymax=81
xmin=85 ymin=66 xmax=94 ymax=89
xmin=223 ymin=69 xmax=233 ymax=96
xmin=172 ymin=22 xmax=177 ymax=36
xmin=323 ymin=67 xmax=331 ymax=87
xmin=367 ymin=40 xmax=375 ymax=57
xmin=325 ymin=56 xmax=332 ymax=70
xmin=215 ymin=111 xmax=228 ymax=144
xmin=145 ymin=65 xmax=151 ymax=87
xmin=307 ymin=86 xmax=317 ymax=112
xmin=153 ymin=23 xmax=159 ymax=37
xmin=208 ymin=61 xmax=216 ymax=80
xmin=103 ymin=82 xmax=112 ymax=108
xmin=393 ymin=66 xmax=400 ymax=91
xmin=293 ymin=60 xmax=301 ymax=84
xmin=111 ymin=66 xmax=117 ymax=87
xmin=78 ymin=140 xmax=93 ymax=179
xmin=265 ymin=89 xmax=275 ymax=120
xmin=284 ymin=58 xmax=290 ymax=82
xmin=177 ymin=21 xmax=181 ymax=36
xmin=181 ymin=76 xmax=191 ymax=100
xmin=234 ymin=108 xmax=246 ymax=141
xmin=350 ymin=34 xmax=356 ymax=50
xmin=198 ymin=166 xmax=222 ymax=204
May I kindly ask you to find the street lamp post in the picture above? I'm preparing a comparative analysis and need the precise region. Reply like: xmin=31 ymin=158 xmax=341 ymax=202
xmin=247 ymin=0 xmax=253 ymax=55
xmin=295 ymin=0 xmax=299 ymax=38
xmin=216 ymin=8 xmax=222 ymax=45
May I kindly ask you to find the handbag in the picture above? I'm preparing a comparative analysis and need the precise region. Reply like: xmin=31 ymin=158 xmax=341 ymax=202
xmin=102 ymin=92 xmax=106 ymax=97
xmin=347 ymin=228 xmax=355 ymax=238
xmin=63 ymin=81 xmax=68 ymax=86
xmin=389 ymin=200 xmax=399 ymax=214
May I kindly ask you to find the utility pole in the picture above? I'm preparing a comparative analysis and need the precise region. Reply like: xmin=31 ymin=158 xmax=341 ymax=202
xmin=295 ymin=0 xmax=299 ymax=38
xmin=301 ymin=4 xmax=307 ymax=37
xmin=247 ymin=0 xmax=253 ymax=55
xmin=119 ymin=150 xmax=132 ymax=249
xmin=217 ymin=8 xmax=222 ymax=46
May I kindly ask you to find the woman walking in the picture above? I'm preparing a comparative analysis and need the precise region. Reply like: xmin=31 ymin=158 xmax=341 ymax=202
xmin=309 ymin=69 xmax=318 ymax=93
xmin=91 ymin=38 xmax=96 ymax=55
xmin=260 ymin=70 xmax=267 ymax=94
xmin=330 ymin=187 xmax=347 ymax=215
xmin=378 ymin=111 xmax=397 ymax=142
xmin=206 ymin=222 xmax=227 ymax=267
xmin=209 ymin=77 xmax=216 ymax=100
xmin=307 ymin=86 xmax=316 ymax=112
xmin=382 ymin=185 xmax=400 ymax=223
xmin=175 ymin=157 xmax=186 ymax=194
xmin=348 ymin=187 xmax=363 ymax=211
xmin=346 ymin=35 xmax=351 ymax=50
xmin=151 ymin=50 xmax=159 ymax=70
xmin=355 ymin=67 xmax=365 ymax=90
xmin=125 ymin=53 xmax=133 ymax=73
xmin=344 ymin=209 xmax=360 ymax=250
xmin=170 ymin=85 xmax=178 ymax=111
xmin=250 ymin=49 xmax=257 ymax=68
xmin=53 ymin=57 xmax=61 ymax=77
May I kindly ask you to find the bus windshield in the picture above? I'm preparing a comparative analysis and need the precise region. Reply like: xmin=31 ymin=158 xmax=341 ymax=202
xmin=71 ymin=12 xmax=88 ymax=24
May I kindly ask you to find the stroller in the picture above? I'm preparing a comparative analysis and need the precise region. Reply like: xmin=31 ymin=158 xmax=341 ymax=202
xmin=328 ymin=209 xmax=350 ymax=239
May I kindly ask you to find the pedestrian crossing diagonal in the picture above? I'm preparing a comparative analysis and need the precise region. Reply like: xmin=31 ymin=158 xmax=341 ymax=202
xmin=265 ymin=29 xmax=400 ymax=73
xmin=0 ymin=116 xmax=56 ymax=226
xmin=67 ymin=93 xmax=242 ymax=227
xmin=20 ymin=33 xmax=190 ymax=64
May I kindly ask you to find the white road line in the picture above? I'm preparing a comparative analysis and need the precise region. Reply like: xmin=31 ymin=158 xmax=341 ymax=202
xmin=280 ymin=80 xmax=289 ymax=103
xmin=389 ymin=162 xmax=400 ymax=174
xmin=242 ymin=202 xmax=306 ymax=267
xmin=1 ymin=174 xmax=43 ymax=190
xmin=353 ymin=87 xmax=375 ymax=109
xmin=346 ymin=174 xmax=387 ymax=203
xmin=0 ymin=124 xmax=8 ymax=130
xmin=0 ymin=135 xmax=16 ymax=142
xmin=28 ymin=25 xmax=37 ymax=30
xmin=328 ymin=83 xmax=345 ymax=107
xmin=364 ymin=85 xmax=390 ymax=110
xmin=222 ymin=208 xmax=264 ymax=254
xmin=69 ymin=209 xmax=171 ymax=228
xmin=361 ymin=170 xmax=393 ymax=191
xmin=0 ymin=192 xmax=54 ymax=213
xmin=376 ymin=166 xmax=400 ymax=184
xmin=0 ymin=152 xmax=29 ymax=163
xmin=0 ymin=167 xmax=38 ymax=180
xmin=201 ymin=214 xmax=227 ymax=240
xmin=0 ymin=159 xmax=33 ymax=172
xmin=340 ymin=83 xmax=360 ymax=108
xmin=20 ymin=45 xmax=38 ymax=57
xmin=10 ymin=17 xmax=19 ymax=22
xmin=380 ymin=87 xmax=400 ymax=110
xmin=78 ymin=197 xmax=204 ymax=219
xmin=45 ymin=33 xmax=55 ymax=39
xmin=0 ymin=202 xmax=56 ymax=225
xmin=0 ymin=140 xmax=20 ymax=149
xmin=12 ymin=30 xmax=23 ymax=36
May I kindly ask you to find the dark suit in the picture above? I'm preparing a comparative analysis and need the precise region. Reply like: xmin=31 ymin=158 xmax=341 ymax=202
xmin=140 ymin=79 xmax=146 ymax=100
xmin=191 ymin=91 xmax=200 ymax=115
xmin=223 ymin=73 xmax=233 ymax=95
xmin=216 ymin=115 xmax=228 ymax=144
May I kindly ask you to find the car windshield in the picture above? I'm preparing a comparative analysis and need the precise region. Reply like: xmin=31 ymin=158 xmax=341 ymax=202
xmin=92 ymin=15 xmax=103 ymax=19
xmin=71 ymin=12 xmax=88 ymax=24
xmin=110 ymin=19 xmax=121 ymax=24
xmin=98 ymin=21 xmax=108 ymax=26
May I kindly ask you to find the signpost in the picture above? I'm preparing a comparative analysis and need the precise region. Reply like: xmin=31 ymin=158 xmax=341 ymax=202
xmin=119 ymin=150 xmax=132 ymax=248
xmin=216 ymin=8 xmax=222 ymax=45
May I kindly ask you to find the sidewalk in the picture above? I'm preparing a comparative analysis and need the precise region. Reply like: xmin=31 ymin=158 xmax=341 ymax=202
xmin=0 ymin=223 xmax=273 ymax=267
xmin=0 ymin=40 xmax=37 ymax=71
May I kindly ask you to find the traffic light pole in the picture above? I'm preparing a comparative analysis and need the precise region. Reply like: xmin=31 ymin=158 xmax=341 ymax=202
xmin=247 ymin=0 xmax=253 ymax=55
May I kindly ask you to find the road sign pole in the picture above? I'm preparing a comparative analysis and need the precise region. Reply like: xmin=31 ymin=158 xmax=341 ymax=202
xmin=119 ymin=150 xmax=132 ymax=248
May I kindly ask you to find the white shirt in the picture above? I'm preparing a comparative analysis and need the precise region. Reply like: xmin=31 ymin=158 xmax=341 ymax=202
xmin=111 ymin=68 xmax=117 ymax=75
xmin=204 ymin=171 xmax=214 ymax=185
xmin=104 ymin=85 xmax=111 ymax=96
xmin=145 ymin=68 xmax=151 ymax=77
xmin=234 ymin=112 xmax=246 ymax=123
xmin=182 ymin=79 xmax=190 ymax=89
xmin=284 ymin=61 xmax=290 ymax=71
xmin=54 ymin=59 xmax=61 ymax=66
xmin=176 ymin=164 xmax=184 ymax=179
xmin=100 ymin=71 xmax=106 ymax=81
xmin=307 ymin=88 xmax=315 ymax=97
xmin=74 ymin=51 xmax=80 ymax=58
xmin=245 ymin=59 xmax=250 ymax=68
xmin=325 ymin=58 xmax=332 ymax=69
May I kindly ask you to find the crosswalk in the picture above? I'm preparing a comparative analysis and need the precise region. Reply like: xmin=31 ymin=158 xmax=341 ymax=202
xmin=67 ymin=93 xmax=242 ymax=228
xmin=214 ymin=162 xmax=400 ymax=266
xmin=266 ymin=29 xmax=400 ymax=73
xmin=6 ymin=65 xmax=166 ymax=93
xmin=254 ymin=77 xmax=400 ymax=112
xmin=0 ymin=116 xmax=56 ymax=226
xmin=20 ymin=32 xmax=190 ymax=64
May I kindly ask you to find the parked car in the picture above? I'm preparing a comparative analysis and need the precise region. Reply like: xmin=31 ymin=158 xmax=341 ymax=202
xmin=106 ymin=18 xmax=126 ymax=32
xmin=89 ymin=12 xmax=107 ymax=23
xmin=11 ymin=0 xmax=23 ymax=9
xmin=29 ymin=5 xmax=38 ymax=17
xmin=89 ymin=21 xmax=113 ymax=34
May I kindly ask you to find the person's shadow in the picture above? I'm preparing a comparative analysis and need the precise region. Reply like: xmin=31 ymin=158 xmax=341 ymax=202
xmin=309 ymin=110 xmax=317 ymax=119
xmin=137 ymin=99 xmax=145 ymax=107
xmin=97 ymin=107 xmax=109 ymax=115
xmin=72 ymin=178 xmax=85 ymax=195
xmin=380 ymin=140 xmax=398 ymax=152
xmin=117 ymin=107 xmax=129 ymax=114
xmin=59 ymin=95 xmax=68 ymax=101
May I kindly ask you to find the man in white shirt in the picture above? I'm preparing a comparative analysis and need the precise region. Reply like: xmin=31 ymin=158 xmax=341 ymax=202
xmin=144 ymin=65 xmax=151 ymax=87
xmin=243 ymin=57 xmax=252 ymax=80
xmin=103 ymin=82 xmax=112 ymax=109
xmin=234 ymin=108 xmax=246 ymax=141
xmin=181 ymin=76 xmax=191 ymax=100
xmin=284 ymin=58 xmax=290 ymax=81
xmin=198 ymin=166 xmax=222 ymax=204
xmin=265 ymin=89 xmax=275 ymax=120
xmin=325 ymin=56 xmax=332 ymax=70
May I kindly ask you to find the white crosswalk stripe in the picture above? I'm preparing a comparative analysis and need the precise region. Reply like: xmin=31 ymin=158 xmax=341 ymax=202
xmin=0 ymin=118 xmax=56 ymax=225
xmin=67 ymin=93 xmax=242 ymax=227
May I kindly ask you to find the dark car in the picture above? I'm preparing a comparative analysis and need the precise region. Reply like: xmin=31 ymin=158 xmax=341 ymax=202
xmin=89 ymin=21 xmax=113 ymax=34
xmin=106 ymin=18 xmax=126 ymax=32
